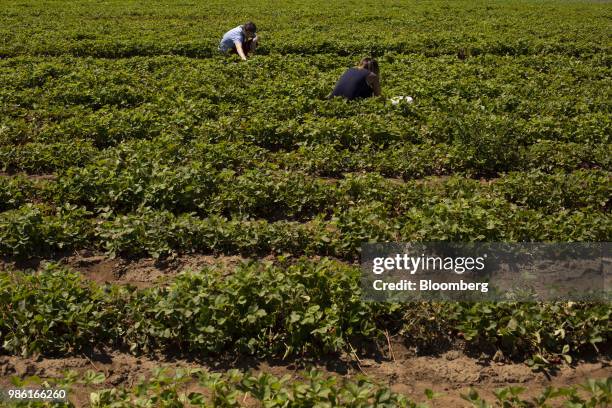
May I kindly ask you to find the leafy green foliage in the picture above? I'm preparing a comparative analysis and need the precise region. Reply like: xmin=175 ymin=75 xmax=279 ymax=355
xmin=0 ymin=264 xmax=123 ymax=355
xmin=7 ymin=369 xmax=610 ymax=407
xmin=1 ymin=261 xmax=609 ymax=363
xmin=0 ymin=0 xmax=609 ymax=393
xmin=0 ymin=141 xmax=98 ymax=173
xmin=453 ymin=302 xmax=610 ymax=360
xmin=1 ymin=0 xmax=609 ymax=58
xmin=124 ymin=258 xmax=377 ymax=356
xmin=0 ymin=175 xmax=38 ymax=211
xmin=1 ymin=164 xmax=609 ymax=259
xmin=462 ymin=378 xmax=611 ymax=408
xmin=0 ymin=204 xmax=91 ymax=257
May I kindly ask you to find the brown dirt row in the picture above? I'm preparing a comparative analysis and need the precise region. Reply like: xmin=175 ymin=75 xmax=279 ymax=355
xmin=1 ymin=347 xmax=609 ymax=407
xmin=1 ymin=251 xmax=251 ymax=288
xmin=1 ymin=251 xmax=355 ymax=288
xmin=62 ymin=251 xmax=248 ymax=288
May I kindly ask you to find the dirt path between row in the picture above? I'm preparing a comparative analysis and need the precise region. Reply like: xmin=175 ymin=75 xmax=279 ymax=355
xmin=2 ymin=251 xmax=349 ymax=288
xmin=2 ymin=251 xmax=250 ymax=288
xmin=1 ymin=349 xmax=609 ymax=407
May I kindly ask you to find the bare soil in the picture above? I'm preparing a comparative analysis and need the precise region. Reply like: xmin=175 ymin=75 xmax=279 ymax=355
xmin=1 ymin=251 xmax=247 ymax=288
xmin=1 ymin=348 xmax=609 ymax=407
xmin=0 ymin=172 xmax=57 ymax=181
xmin=63 ymin=251 xmax=246 ymax=287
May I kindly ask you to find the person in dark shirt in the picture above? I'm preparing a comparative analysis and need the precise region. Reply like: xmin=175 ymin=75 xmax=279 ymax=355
xmin=330 ymin=58 xmax=381 ymax=100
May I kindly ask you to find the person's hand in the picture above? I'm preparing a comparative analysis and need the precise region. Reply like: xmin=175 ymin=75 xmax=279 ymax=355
xmin=251 ymin=35 xmax=259 ymax=55
xmin=235 ymin=41 xmax=248 ymax=60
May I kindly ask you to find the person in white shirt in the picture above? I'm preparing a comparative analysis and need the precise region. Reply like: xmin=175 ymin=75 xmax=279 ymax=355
xmin=219 ymin=22 xmax=258 ymax=61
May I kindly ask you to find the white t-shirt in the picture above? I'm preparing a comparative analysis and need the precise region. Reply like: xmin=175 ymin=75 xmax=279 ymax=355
xmin=219 ymin=26 xmax=245 ymax=52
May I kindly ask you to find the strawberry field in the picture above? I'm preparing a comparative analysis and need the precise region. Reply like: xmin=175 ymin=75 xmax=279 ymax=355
xmin=0 ymin=0 xmax=610 ymax=406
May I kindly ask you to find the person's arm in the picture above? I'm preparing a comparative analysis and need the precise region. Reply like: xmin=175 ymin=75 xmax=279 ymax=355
xmin=366 ymin=73 xmax=381 ymax=96
xmin=234 ymin=41 xmax=248 ymax=60
xmin=250 ymin=34 xmax=259 ymax=55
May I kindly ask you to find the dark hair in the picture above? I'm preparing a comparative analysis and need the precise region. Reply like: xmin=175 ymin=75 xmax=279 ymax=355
xmin=358 ymin=57 xmax=379 ymax=76
xmin=243 ymin=21 xmax=257 ymax=33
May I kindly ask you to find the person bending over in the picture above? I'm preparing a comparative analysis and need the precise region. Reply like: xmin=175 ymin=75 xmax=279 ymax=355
xmin=330 ymin=58 xmax=381 ymax=99
xmin=219 ymin=22 xmax=259 ymax=61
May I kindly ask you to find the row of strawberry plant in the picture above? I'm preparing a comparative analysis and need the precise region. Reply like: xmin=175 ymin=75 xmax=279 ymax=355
xmin=194 ymin=112 xmax=610 ymax=153
xmin=13 ymin=368 xmax=416 ymax=407
xmin=0 ymin=140 xmax=98 ymax=173
xmin=1 ymin=201 xmax=609 ymax=259
xmin=94 ymin=202 xmax=612 ymax=258
xmin=2 ymin=260 xmax=609 ymax=361
xmin=3 ymin=54 xmax=606 ymax=117
xmin=2 ymin=169 xmax=611 ymax=259
xmin=8 ymin=368 xmax=611 ymax=408
xmin=0 ymin=261 xmax=380 ymax=357
xmin=2 ymin=54 xmax=608 ymax=148
xmin=3 ymin=136 xmax=609 ymax=178
xmin=48 ymin=142 xmax=609 ymax=217
xmin=2 ymin=27 xmax=608 ymax=59
xmin=0 ymin=204 xmax=91 ymax=257
xmin=0 ymin=175 xmax=42 ymax=211
xmin=5 ymin=102 xmax=606 ymax=148
xmin=5 ymin=137 xmax=603 ymax=217
xmin=4 ymin=110 xmax=606 ymax=160
xmin=274 ymin=140 xmax=610 ymax=178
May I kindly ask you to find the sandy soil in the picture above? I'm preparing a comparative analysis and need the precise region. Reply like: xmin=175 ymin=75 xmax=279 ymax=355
xmin=1 ymin=251 xmax=247 ymax=288
xmin=1 ymin=348 xmax=609 ymax=407
xmin=63 ymin=251 xmax=246 ymax=287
